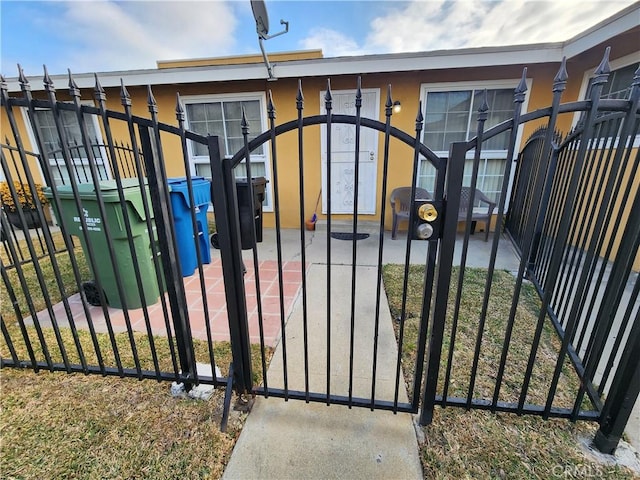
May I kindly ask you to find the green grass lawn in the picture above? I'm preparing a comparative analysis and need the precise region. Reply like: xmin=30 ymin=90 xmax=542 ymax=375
xmin=1 ymin=326 xmax=266 ymax=479
xmin=382 ymin=264 xmax=637 ymax=480
xmin=1 ymin=352 xmax=240 ymax=480
xmin=0 ymin=230 xmax=264 ymax=479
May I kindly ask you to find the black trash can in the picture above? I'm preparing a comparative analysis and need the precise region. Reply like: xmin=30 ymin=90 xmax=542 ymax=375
xmin=235 ymin=177 xmax=267 ymax=250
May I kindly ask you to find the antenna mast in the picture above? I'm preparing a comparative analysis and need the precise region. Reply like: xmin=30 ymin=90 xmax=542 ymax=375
xmin=251 ymin=0 xmax=289 ymax=80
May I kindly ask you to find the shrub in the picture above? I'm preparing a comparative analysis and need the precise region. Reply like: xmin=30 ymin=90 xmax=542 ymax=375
xmin=0 ymin=181 xmax=49 ymax=212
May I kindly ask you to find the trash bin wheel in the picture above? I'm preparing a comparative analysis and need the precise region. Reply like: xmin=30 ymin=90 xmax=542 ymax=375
xmin=211 ymin=232 xmax=220 ymax=249
xmin=82 ymin=280 xmax=103 ymax=306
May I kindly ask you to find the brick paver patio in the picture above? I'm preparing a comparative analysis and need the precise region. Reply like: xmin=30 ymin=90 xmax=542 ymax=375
xmin=29 ymin=258 xmax=303 ymax=347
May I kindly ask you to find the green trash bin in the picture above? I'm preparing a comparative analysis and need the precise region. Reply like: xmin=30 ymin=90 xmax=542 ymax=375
xmin=46 ymin=179 xmax=161 ymax=309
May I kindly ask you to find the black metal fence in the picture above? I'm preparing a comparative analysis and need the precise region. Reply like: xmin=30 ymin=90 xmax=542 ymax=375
xmin=504 ymin=55 xmax=640 ymax=452
xmin=428 ymin=51 xmax=639 ymax=454
xmin=1 ymin=48 xmax=638 ymax=453
xmin=0 ymin=70 xmax=226 ymax=407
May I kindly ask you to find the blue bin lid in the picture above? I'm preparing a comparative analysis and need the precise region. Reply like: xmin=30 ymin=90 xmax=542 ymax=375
xmin=167 ymin=176 xmax=205 ymax=185
xmin=167 ymin=176 xmax=211 ymax=208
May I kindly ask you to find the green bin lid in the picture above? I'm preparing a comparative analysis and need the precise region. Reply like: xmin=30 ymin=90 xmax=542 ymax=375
xmin=45 ymin=179 xmax=151 ymax=222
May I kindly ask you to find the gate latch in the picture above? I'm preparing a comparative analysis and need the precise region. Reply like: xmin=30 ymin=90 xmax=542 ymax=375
xmin=412 ymin=199 xmax=444 ymax=241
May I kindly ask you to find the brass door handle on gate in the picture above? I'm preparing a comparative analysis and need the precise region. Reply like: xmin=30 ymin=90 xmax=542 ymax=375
xmin=418 ymin=203 xmax=438 ymax=222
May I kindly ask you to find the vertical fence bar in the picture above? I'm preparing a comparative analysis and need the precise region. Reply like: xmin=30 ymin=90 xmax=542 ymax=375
xmin=208 ymin=136 xmax=253 ymax=393
xmin=394 ymin=105 xmax=424 ymax=411
xmin=420 ymin=141 xmax=466 ymax=425
xmin=371 ymin=85 xmax=393 ymax=408
xmin=413 ymin=148 xmax=445 ymax=409
xmin=412 ymin=225 xmax=439 ymax=409
xmin=348 ymin=78 xmax=362 ymax=407
xmin=175 ymin=93 xmax=218 ymax=382
xmin=266 ymin=93 xmax=290 ymax=400
xmin=91 ymin=74 xmax=160 ymax=379
xmin=467 ymin=69 xmax=527 ymax=409
xmin=0 ymin=246 xmax=39 ymax=368
xmin=242 ymin=109 xmax=269 ymax=395
xmin=598 ymin=274 xmax=639 ymax=395
xmin=413 ymin=162 xmax=444 ymax=409
xmin=474 ymin=75 xmax=528 ymax=409
xmin=448 ymin=90 xmax=487 ymax=405
xmin=527 ymin=137 xmax=559 ymax=273
xmin=138 ymin=97 xmax=196 ymax=386
xmin=0 ymin=314 xmax=20 ymax=366
xmin=324 ymin=80 xmax=332 ymax=405
xmin=66 ymin=70 xmax=143 ymax=377
xmin=593 ymin=296 xmax=640 ymax=454
xmin=296 ymin=80 xmax=309 ymax=401
xmin=120 ymin=81 xmax=179 ymax=380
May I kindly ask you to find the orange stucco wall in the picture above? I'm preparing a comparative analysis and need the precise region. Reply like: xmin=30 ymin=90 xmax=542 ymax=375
xmin=1 ymin=102 xmax=43 ymax=185
xmin=2 ymin=39 xmax=637 ymax=268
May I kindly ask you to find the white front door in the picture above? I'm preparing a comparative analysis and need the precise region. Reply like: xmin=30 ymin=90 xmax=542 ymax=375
xmin=320 ymin=89 xmax=379 ymax=214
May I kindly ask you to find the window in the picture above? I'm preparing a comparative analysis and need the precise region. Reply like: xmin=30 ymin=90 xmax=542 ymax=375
xmin=32 ymin=108 xmax=108 ymax=186
xmin=419 ymin=80 xmax=527 ymax=207
xmin=586 ymin=63 xmax=637 ymax=101
xmin=182 ymin=93 xmax=271 ymax=209
xmin=575 ymin=57 xmax=639 ymax=147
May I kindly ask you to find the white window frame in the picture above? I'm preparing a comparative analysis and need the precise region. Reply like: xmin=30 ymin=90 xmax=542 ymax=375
xmin=180 ymin=92 xmax=272 ymax=211
xmin=419 ymin=79 xmax=531 ymax=211
xmin=573 ymin=53 xmax=640 ymax=148
xmin=21 ymin=102 xmax=109 ymax=187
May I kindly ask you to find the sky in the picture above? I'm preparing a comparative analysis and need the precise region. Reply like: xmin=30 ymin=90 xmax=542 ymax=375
xmin=0 ymin=0 xmax=637 ymax=77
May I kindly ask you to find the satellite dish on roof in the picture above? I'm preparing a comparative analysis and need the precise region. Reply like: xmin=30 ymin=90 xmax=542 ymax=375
xmin=250 ymin=0 xmax=289 ymax=80
xmin=251 ymin=0 xmax=270 ymax=39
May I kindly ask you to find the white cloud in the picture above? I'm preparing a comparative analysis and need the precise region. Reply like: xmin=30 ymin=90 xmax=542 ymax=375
xmin=299 ymin=27 xmax=369 ymax=57
xmin=364 ymin=0 xmax=637 ymax=53
xmin=36 ymin=0 xmax=239 ymax=73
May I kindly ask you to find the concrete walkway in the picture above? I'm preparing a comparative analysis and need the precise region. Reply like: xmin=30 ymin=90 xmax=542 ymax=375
xmin=223 ymin=263 xmax=423 ymax=479
xmin=223 ymin=225 xmax=518 ymax=479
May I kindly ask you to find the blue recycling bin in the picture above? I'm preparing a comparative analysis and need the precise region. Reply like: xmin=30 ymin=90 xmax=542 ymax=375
xmin=167 ymin=176 xmax=212 ymax=277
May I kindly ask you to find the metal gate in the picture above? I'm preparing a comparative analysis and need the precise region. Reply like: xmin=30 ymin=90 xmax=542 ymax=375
xmin=1 ymin=48 xmax=639 ymax=453
xmin=215 ymin=80 xmax=448 ymax=414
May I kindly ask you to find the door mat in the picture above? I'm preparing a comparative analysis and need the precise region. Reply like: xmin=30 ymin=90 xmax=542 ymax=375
xmin=330 ymin=232 xmax=370 ymax=241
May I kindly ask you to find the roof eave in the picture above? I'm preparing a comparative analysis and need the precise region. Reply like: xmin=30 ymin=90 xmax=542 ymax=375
xmin=4 ymin=44 xmax=565 ymax=92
